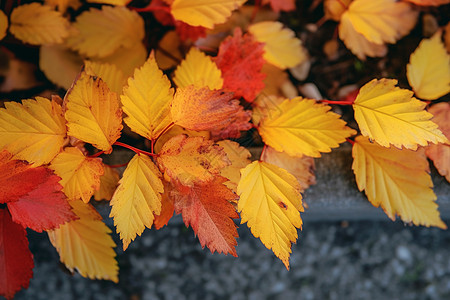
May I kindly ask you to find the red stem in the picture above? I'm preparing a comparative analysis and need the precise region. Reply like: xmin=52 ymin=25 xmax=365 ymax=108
xmin=346 ymin=138 xmax=355 ymax=146
xmin=320 ymin=99 xmax=355 ymax=105
xmin=108 ymin=162 xmax=130 ymax=168
xmin=113 ymin=142 xmax=157 ymax=157
xmin=88 ymin=150 xmax=105 ymax=158
xmin=155 ymin=122 xmax=175 ymax=142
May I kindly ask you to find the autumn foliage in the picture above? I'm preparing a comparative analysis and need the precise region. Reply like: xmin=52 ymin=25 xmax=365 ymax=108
xmin=0 ymin=0 xmax=449 ymax=298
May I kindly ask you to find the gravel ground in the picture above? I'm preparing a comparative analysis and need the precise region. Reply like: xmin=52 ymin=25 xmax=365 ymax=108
xmin=16 ymin=209 xmax=450 ymax=300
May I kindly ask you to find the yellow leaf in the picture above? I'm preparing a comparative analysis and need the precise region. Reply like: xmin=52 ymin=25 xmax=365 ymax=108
xmin=84 ymin=60 xmax=127 ymax=95
xmin=0 ymin=10 xmax=8 ymax=41
xmin=9 ymin=3 xmax=70 ymax=45
xmin=45 ymin=0 xmax=81 ymax=13
xmin=87 ymin=0 xmax=130 ymax=5
xmin=261 ymin=146 xmax=316 ymax=192
xmin=407 ymin=31 xmax=450 ymax=100
xmin=94 ymin=165 xmax=120 ymax=201
xmin=121 ymin=54 xmax=174 ymax=141
xmin=157 ymin=135 xmax=230 ymax=186
xmin=353 ymin=79 xmax=448 ymax=149
xmin=338 ymin=13 xmax=388 ymax=59
xmin=324 ymin=0 xmax=351 ymax=21
xmin=48 ymin=200 xmax=118 ymax=282
xmin=217 ymin=140 xmax=251 ymax=192
xmin=96 ymin=43 xmax=147 ymax=78
xmin=173 ymin=48 xmax=223 ymax=90
xmin=352 ymin=136 xmax=446 ymax=229
xmin=50 ymin=147 xmax=104 ymax=203
xmin=259 ymin=97 xmax=356 ymax=157
xmin=248 ymin=21 xmax=307 ymax=69
xmin=155 ymin=31 xmax=183 ymax=70
xmin=171 ymin=0 xmax=247 ymax=29
xmin=65 ymin=72 xmax=123 ymax=153
xmin=343 ymin=0 xmax=417 ymax=45
xmin=426 ymin=102 xmax=450 ymax=182
xmin=66 ymin=6 xmax=144 ymax=58
xmin=110 ymin=154 xmax=164 ymax=250
xmin=39 ymin=45 xmax=83 ymax=90
xmin=0 ymin=97 xmax=67 ymax=166
xmin=237 ymin=161 xmax=303 ymax=269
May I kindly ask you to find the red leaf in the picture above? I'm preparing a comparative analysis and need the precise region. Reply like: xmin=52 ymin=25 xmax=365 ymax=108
xmin=8 ymin=169 xmax=77 ymax=232
xmin=0 ymin=150 xmax=49 ymax=204
xmin=149 ymin=0 xmax=174 ymax=26
xmin=153 ymin=182 xmax=175 ymax=230
xmin=210 ymin=106 xmax=252 ymax=140
xmin=0 ymin=208 xmax=34 ymax=300
xmin=175 ymin=21 xmax=207 ymax=42
xmin=215 ymin=27 xmax=266 ymax=102
xmin=173 ymin=177 xmax=239 ymax=256
xmin=264 ymin=0 xmax=296 ymax=13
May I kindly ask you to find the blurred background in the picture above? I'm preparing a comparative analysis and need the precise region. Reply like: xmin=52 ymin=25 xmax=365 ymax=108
xmin=18 ymin=215 xmax=450 ymax=300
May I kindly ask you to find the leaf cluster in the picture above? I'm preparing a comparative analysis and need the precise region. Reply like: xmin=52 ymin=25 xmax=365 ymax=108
xmin=0 ymin=0 xmax=449 ymax=298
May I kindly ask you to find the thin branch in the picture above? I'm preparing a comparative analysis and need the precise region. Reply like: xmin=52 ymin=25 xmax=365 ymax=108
xmin=113 ymin=142 xmax=157 ymax=157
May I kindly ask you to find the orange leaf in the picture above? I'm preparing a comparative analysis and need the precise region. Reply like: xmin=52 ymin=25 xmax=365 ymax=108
xmin=93 ymin=165 xmax=120 ymax=201
xmin=157 ymin=135 xmax=230 ymax=186
xmin=173 ymin=177 xmax=239 ymax=256
xmin=426 ymin=103 xmax=450 ymax=182
xmin=171 ymin=86 xmax=243 ymax=131
xmin=153 ymin=182 xmax=175 ymax=230
xmin=261 ymin=146 xmax=316 ymax=192
xmin=215 ymin=28 xmax=266 ymax=102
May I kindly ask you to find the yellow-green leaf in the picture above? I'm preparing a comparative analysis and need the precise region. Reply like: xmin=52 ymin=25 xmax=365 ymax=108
xmin=259 ymin=97 xmax=356 ymax=157
xmin=352 ymin=136 xmax=446 ymax=229
xmin=157 ymin=135 xmax=230 ymax=186
xmin=171 ymin=0 xmax=247 ymax=29
xmin=50 ymin=147 xmax=104 ymax=203
xmin=65 ymin=72 xmax=123 ymax=153
xmin=407 ymin=31 xmax=450 ymax=100
xmin=0 ymin=97 xmax=67 ymax=166
xmin=9 ymin=3 xmax=70 ymax=45
xmin=84 ymin=60 xmax=127 ymax=95
xmin=237 ymin=161 xmax=303 ymax=269
xmin=0 ymin=10 xmax=8 ymax=41
xmin=121 ymin=54 xmax=174 ymax=140
xmin=110 ymin=154 xmax=164 ymax=250
xmin=353 ymin=79 xmax=448 ymax=149
xmin=248 ymin=21 xmax=307 ymax=69
xmin=66 ymin=6 xmax=144 ymax=58
xmin=48 ymin=199 xmax=119 ymax=282
xmin=173 ymin=48 xmax=223 ymax=90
